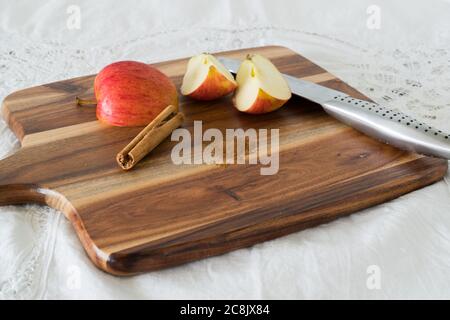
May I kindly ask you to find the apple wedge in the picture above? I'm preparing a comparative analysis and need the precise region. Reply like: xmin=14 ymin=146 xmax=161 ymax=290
xmin=181 ymin=53 xmax=237 ymax=100
xmin=233 ymin=54 xmax=291 ymax=114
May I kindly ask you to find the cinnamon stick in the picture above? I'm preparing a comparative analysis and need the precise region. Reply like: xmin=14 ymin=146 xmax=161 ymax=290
xmin=116 ymin=105 xmax=184 ymax=170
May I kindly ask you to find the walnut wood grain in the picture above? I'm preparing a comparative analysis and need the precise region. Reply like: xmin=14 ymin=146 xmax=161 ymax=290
xmin=0 ymin=46 xmax=447 ymax=275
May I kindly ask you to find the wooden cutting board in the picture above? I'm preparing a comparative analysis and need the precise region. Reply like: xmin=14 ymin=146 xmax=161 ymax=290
xmin=1 ymin=46 xmax=447 ymax=275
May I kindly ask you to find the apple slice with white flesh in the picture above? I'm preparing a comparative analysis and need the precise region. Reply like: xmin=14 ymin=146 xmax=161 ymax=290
xmin=181 ymin=53 xmax=237 ymax=100
xmin=233 ymin=54 xmax=292 ymax=114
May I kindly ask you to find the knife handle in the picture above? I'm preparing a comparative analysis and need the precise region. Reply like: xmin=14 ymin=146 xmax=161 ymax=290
xmin=321 ymin=95 xmax=450 ymax=159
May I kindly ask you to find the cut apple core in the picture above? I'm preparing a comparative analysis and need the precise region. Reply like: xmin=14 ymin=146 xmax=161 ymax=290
xmin=181 ymin=54 xmax=237 ymax=100
xmin=234 ymin=54 xmax=291 ymax=113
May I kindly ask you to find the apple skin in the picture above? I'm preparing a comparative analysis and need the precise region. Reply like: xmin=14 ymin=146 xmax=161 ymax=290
xmin=232 ymin=54 xmax=291 ymax=114
xmin=233 ymin=89 xmax=288 ymax=114
xmin=186 ymin=66 xmax=237 ymax=101
xmin=94 ymin=61 xmax=178 ymax=127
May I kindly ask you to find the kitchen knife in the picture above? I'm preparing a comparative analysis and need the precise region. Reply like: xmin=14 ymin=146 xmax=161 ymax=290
xmin=218 ymin=57 xmax=450 ymax=160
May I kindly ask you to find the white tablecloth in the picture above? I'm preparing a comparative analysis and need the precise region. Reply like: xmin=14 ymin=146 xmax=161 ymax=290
xmin=1 ymin=0 xmax=450 ymax=299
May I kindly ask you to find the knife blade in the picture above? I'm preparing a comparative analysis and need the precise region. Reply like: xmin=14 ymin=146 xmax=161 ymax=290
xmin=218 ymin=56 xmax=450 ymax=160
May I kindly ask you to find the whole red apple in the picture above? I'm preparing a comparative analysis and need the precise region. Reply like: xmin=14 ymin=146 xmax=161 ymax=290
xmin=94 ymin=61 xmax=178 ymax=127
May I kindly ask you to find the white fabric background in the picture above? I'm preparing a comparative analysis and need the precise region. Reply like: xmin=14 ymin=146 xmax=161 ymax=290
xmin=1 ymin=0 xmax=450 ymax=299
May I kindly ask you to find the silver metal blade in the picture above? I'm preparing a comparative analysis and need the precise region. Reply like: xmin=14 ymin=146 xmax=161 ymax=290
xmin=219 ymin=56 xmax=450 ymax=159
xmin=218 ymin=56 xmax=343 ymax=104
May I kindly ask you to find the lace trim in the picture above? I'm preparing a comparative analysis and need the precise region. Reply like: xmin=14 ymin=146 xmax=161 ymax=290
xmin=0 ymin=206 xmax=60 ymax=300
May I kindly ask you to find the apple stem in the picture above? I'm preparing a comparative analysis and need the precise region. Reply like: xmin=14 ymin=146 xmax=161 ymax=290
xmin=76 ymin=96 xmax=97 ymax=106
